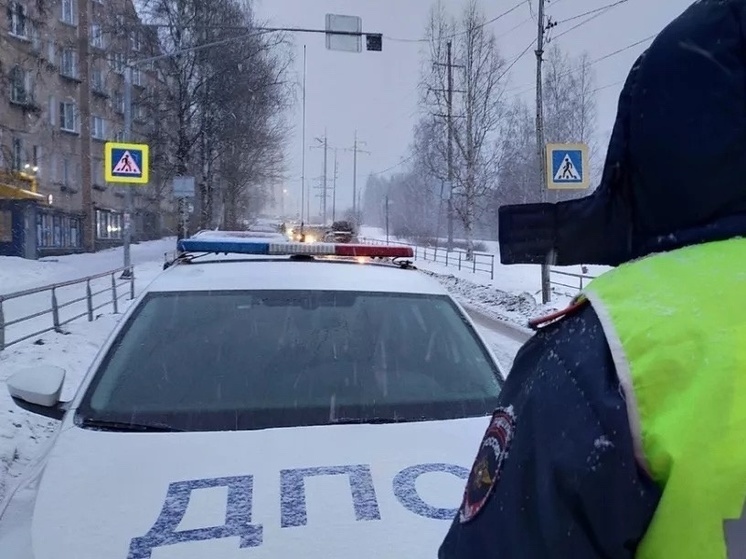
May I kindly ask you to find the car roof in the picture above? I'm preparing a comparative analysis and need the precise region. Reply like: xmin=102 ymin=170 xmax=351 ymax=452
xmin=146 ymin=257 xmax=451 ymax=295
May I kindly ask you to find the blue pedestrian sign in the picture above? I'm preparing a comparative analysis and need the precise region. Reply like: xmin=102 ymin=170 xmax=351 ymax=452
xmin=546 ymin=143 xmax=590 ymax=190
xmin=104 ymin=142 xmax=149 ymax=184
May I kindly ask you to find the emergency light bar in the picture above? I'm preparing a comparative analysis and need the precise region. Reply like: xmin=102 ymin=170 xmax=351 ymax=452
xmin=177 ymin=238 xmax=414 ymax=258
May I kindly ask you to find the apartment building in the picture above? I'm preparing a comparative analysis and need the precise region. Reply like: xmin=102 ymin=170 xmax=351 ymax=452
xmin=0 ymin=0 xmax=174 ymax=258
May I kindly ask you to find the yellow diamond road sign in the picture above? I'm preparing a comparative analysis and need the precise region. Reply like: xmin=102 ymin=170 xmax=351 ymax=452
xmin=105 ymin=142 xmax=149 ymax=185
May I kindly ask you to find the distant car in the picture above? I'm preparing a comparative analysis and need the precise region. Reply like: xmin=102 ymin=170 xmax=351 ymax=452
xmin=0 ymin=234 xmax=504 ymax=559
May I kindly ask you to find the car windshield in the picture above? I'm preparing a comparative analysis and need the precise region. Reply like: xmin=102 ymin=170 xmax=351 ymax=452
xmin=76 ymin=290 xmax=501 ymax=431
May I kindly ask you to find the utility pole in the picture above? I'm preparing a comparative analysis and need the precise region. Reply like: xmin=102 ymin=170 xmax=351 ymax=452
xmin=311 ymin=130 xmax=331 ymax=224
xmin=347 ymin=131 xmax=370 ymax=225
xmin=432 ymin=41 xmax=464 ymax=251
xmin=301 ymin=45 xmax=307 ymax=227
xmin=536 ymin=0 xmax=551 ymax=304
xmin=446 ymin=40 xmax=454 ymax=251
xmin=79 ymin=0 xmax=94 ymax=252
xmin=322 ymin=134 xmax=328 ymax=224
xmin=332 ymin=148 xmax=338 ymax=222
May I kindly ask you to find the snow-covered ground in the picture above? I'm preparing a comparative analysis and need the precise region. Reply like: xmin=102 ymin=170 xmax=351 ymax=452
xmin=0 ymin=235 xmax=530 ymax=501
xmin=359 ymin=226 xmax=612 ymax=328
xmin=0 ymin=239 xmax=174 ymax=499
xmin=0 ymin=239 xmax=177 ymax=350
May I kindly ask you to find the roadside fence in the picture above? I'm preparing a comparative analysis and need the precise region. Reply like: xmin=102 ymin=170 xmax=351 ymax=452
xmin=359 ymin=237 xmax=495 ymax=280
xmin=0 ymin=267 xmax=134 ymax=351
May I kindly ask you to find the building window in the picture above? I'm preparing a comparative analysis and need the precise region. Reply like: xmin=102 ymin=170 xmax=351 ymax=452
xmin=112 ymin=92 xmax=124 ymax=114
xmin=61 ymin=0 xmax=76 ymax=25
xmin=96 ymin=210 xmax=122 ymax=240
xmin=47 ymin=40 xmax=56 ymax=63
xmin=132 ymin=68 xmax=142 ymax=86
xmin=90 ymin=23 xmax=104 ymax=49
xmin=133 ymin=102 xmax=146 ymax=121
xmin=48 ymin=95 xmax=56 ymax=125
xmin=113 ymin=130 xmax=125 ymax=142
xmin=11 ymin=138 xmax=23 ymax=171
xmin=9 ymin=66 xmax=32 ymax=104
xmin=30 ymin=25 xmax=41 ymax=51
xmin=62 ymin=157 xmax=78 ymax=188
xmin=91 ymin=67 xmax=105 ymax=92
xmin=32 ymin=145 xmax=40 ymax=167
xmin=60 ymin=48 xmax=77 ymax=78
xmin=36 ymin=213 xmax=82 ymax=249
xmin=110 ymin=52 xmax=126 ymax=74
xmin=91 ymin=116 xmax=106 ymax=139
xmin=59 ymin=101 xmax=77 ymax=132
xmin=130 ymin=31 xmax=141 ymax=52
xmin=9 ymin=2 xmax=27 ymax=38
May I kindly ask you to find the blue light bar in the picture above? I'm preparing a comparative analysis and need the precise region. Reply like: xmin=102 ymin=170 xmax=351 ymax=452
xmin=177 ymin=239 xmax=270 ymax=254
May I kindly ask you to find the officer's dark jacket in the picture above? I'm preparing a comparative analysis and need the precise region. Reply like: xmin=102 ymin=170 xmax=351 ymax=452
xmin=440 ymin=1 xmax=746 ymax=557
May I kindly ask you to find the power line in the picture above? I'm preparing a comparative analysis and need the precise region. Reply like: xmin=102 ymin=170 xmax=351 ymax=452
xmin=552 ymin=0 xmax=630 ymax=26
xmin=385 ymin=0 xmax=528 ymax=44
xmin=370 ymin=154 xmax=417 ymax=177
xmin=504 ymin=32 xmax=656 ymax=97
xmin=589 ymin=33 xmax=656 ymax=64
xmin=548 ymin=0 xmax=631 ymax=42
xmin=497 ymin=38 xmax=537 ymax=82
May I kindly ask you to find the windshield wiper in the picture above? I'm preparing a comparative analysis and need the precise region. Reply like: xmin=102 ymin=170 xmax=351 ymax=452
xmin=78 ymin=418 xmax=183 ymax=432
xmin=330 ymin=417 xmax=407 ymax=425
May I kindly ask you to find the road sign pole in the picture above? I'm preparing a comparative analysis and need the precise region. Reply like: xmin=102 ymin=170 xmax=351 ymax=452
xmin=121 ymin=66 xmax=133 ymax=279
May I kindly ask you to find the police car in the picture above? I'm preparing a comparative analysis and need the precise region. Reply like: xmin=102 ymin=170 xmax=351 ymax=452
xmin=0 ymin=233 xmax=504 ymax=559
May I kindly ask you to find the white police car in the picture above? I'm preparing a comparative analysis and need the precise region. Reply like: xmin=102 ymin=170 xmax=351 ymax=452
xmin=0 ymin=234 xmax=504 ymax=559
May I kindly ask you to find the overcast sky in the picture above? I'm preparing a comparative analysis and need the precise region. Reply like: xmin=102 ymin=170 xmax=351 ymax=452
xmin=253 ymin=0 xmax=694 ymax=217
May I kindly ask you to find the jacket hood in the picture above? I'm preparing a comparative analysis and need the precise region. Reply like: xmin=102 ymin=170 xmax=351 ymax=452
xmin=499 ymin=0 xmax=746 ymax=266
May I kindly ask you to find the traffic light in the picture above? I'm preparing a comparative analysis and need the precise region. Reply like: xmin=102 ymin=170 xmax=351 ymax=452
xmin=366 ymin=33 xmax=382 ymax=52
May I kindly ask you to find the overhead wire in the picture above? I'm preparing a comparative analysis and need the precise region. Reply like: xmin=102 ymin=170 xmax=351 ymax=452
xmin=385 ymin=0 xmax=529 ymax=44
xmin=551 ymin=0 xmax=629 ymax=26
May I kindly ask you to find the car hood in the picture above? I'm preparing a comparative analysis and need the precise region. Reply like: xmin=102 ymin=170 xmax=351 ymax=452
xmin=29 ymin=416 xmax=489 ymax=559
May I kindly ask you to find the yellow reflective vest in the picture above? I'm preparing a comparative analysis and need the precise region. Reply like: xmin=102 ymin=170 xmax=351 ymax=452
xmin=583 ymin=238 xmax=746 ymax=559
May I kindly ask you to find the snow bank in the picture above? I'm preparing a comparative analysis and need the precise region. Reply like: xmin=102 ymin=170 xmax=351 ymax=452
xmin=0 ymin=237 xmax=176 ymax=296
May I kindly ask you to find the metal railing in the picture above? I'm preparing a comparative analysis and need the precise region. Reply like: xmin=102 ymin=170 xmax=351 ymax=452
xmin=0 ymin=267 xmax=135 ymax=351
xmin=360 ymin=237 xmax=495 ymax=280
xmin=550 ymin=268 xmax=597 ymax=294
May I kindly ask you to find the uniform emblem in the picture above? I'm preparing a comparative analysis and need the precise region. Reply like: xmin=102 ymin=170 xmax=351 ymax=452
xmin=459 ymin=407 xmax=516 ymax=524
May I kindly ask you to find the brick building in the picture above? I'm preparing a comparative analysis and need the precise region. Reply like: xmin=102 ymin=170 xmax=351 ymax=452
xmin=0 ymin=0 xmax=175 ymax=258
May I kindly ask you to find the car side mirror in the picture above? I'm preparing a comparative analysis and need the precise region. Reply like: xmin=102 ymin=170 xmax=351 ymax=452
xmin=7 ymin=366 xmax=69 ymax=420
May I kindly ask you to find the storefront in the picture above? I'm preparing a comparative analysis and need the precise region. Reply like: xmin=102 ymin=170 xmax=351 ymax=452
xmin=36 ymin=208 xmax=84 ymax=256
xmin=95 ymin=207 xmax=124 ymax=250
xmin=0 ymin=174 xmax=45 ymax=258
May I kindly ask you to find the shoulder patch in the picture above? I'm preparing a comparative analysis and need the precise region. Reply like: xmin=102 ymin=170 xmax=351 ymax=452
xmin=528 ymin=295 xmax=589 ymax=331
xmin=459 ymin=407 xmax=516 ymax=524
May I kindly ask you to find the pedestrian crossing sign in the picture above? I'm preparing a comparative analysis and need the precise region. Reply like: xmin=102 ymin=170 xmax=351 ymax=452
xmin=105 ymin=142 xmax=149 ymax=184
xmin=546 ymin=143 xmax=590 ymax=190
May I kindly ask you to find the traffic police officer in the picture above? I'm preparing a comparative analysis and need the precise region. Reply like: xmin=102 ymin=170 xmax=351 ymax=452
xmin=439 ymin=1 xmax=746 ymax=557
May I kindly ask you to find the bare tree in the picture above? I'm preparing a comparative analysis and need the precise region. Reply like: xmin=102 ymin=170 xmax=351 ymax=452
xmin=130 ymin=0 xmax=291 ymax=230
xmin=420 ymin=0 xmax=508 ymax=258
xmin=543 ymin=44 xmax=599 ymax=199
